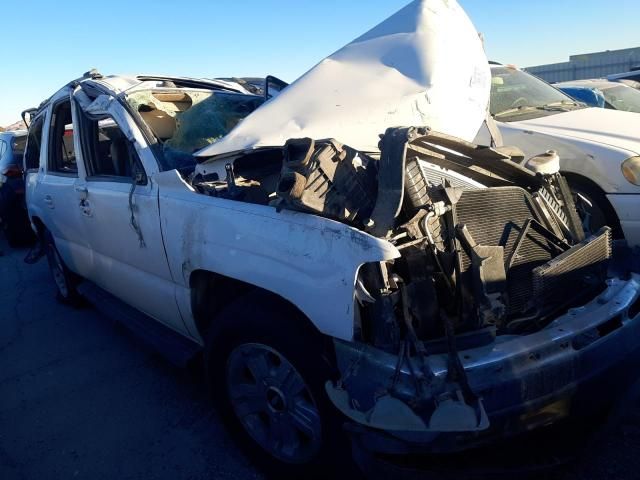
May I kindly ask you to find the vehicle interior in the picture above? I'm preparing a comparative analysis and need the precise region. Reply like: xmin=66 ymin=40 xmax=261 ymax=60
xmin=48 ymin=100 xmax=77 ymax=174
xmin=126 ymin=88 xmax=264 ymax=166
xmin=79 ymin=117 xmax=140 ymax=179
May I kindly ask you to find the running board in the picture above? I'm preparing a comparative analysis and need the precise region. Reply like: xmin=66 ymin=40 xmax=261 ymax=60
xmin=77 ymin=281 xmax=201 ymax=367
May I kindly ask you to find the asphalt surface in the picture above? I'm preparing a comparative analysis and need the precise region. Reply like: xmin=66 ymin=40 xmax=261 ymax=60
xmin=2 ymin=233 xmax=640 ymax=480
xmin=0 ymin=236 xmax=263 ymax=480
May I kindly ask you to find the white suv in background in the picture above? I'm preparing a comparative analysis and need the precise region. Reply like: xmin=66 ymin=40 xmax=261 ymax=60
xmin=477 ymin=63 xmax=640 ymax=247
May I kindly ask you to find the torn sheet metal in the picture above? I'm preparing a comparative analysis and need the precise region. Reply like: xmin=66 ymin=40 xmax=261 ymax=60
xmin=196 ymin=0 xmax=490 ymax=157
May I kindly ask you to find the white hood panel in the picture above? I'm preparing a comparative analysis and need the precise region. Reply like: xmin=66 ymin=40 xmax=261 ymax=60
xmin=197 ymin=0 xmax=490 ymax=157
xmin=511 ymin=108 xmax=640 ymax=156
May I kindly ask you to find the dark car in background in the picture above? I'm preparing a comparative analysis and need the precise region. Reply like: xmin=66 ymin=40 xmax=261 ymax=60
xmin=608 ymin=68 xmax=640 ymax=85
xmin=0 ymin=130 xmax=33 ymax=245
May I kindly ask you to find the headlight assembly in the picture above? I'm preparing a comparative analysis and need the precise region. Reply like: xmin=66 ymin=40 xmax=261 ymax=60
xmin=621 ymin=156 xmax=640 ymax=186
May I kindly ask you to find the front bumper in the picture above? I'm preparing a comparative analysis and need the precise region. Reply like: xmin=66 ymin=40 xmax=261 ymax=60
xmin=608 ymin=194 xmax=640 ymax=248
xmin=328 ymin=274 xmax=640 ymax=454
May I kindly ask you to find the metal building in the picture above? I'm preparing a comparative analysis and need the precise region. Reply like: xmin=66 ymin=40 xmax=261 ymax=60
xmin=524 ymin=47 xmax=640 ymax=83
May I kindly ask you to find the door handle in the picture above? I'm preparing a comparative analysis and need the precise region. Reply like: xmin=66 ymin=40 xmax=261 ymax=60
xmin=44 ymin=195 xmax=54 ymax=209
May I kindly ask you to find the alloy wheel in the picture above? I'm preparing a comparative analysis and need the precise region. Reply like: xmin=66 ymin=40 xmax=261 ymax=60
xmin=226 ymin=343 xmax=323 ymax=464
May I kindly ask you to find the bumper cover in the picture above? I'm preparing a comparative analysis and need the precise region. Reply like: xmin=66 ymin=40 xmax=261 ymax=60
xmin=328 ymin=274 xmax=640 ymax=453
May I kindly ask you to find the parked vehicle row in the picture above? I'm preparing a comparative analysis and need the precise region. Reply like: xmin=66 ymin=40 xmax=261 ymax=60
xmin=556 ymin=79 xmax=640 ymax=113
xmin=0 ymin=130 xmax=33 ymax=246
xmin=477 ymin=64 xmax=640 ymax=247
xmin=11 ymin=0 xmax=640 ymax=477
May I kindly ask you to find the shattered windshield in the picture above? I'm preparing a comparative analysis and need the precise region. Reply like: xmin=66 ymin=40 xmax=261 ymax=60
xmin=490 ymin=67 xmax=582 ymax=120
xmin=127 ymin=89 xmax=264 ymax=168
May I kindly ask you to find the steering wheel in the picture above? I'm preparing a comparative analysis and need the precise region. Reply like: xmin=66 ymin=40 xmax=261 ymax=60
xmin=510 ymin=97 xmax=529 ymax=108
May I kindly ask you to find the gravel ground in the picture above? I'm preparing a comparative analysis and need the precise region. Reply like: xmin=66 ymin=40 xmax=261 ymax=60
xmin=1 ymin=233 xmax=640 ymax=480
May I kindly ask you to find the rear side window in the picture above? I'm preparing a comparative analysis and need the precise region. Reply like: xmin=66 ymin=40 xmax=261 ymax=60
xmin=24 ymin=116 xmax=45 ymax=171
xmin=48 ymin=100 xmax=77 ymax=175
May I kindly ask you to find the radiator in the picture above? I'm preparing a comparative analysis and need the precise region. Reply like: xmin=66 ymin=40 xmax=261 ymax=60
xmin=532 ymin=227 xmax=612 ymax=311
xmin=452 ymin=187 xmax=564 ymax=317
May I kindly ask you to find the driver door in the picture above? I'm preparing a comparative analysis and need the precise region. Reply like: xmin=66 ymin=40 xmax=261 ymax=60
xmin=74 ymin=92 xmax=187 ymax=335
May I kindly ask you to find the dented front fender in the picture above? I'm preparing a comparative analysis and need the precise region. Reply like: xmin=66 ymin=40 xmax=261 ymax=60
xmin=154 ymin=170 xmax=400 ymax=342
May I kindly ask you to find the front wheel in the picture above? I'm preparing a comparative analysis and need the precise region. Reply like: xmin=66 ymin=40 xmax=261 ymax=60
xmin=226 ymin=342 xmax=324 ymax=465
xmin=205 ymin=291 xmax=352 ymax=478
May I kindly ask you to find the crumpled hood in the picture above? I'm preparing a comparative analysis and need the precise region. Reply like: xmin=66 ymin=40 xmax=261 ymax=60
xmin=196 ymin=0 xmax=490 ymax=158
xmin=511 ymin=108 xmax=640 ymax=156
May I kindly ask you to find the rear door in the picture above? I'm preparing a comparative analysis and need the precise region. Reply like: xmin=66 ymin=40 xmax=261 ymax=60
xmin=73 ymin=92 xmax=186 ymax=335
xmin=27 ymin=89 xmax=91 ymax=275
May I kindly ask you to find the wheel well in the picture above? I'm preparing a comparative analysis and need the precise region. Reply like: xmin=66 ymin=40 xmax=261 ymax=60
xmin=189 ymin=269 xmax=321 ymax=340
xmin=561 ymin=172 xmax=624 ymax=238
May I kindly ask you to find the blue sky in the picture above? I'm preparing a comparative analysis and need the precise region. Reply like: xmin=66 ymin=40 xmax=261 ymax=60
xmin=1 ymin=0 xmax=638 ymax=126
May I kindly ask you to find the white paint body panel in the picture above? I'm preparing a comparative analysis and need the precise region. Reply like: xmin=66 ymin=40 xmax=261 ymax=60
xmin=197 ymin=0 xmax=490 ymax=157
xmin=31 ymin=84 xmax=402 ymax=342
xmin=608 ymin=194 xmax=640 ymax=248
xmin=155 ymin=170 xmax=399 ymax=342
xmin=477 ymin=107 xmax=640 ymax=246
xmin=25 ymin=86 xmax=189 ymax=336
xmin=505 ymin=108 xmax=640 ymax=163
xmin=26 ymin=1 xmax=490 ymax=344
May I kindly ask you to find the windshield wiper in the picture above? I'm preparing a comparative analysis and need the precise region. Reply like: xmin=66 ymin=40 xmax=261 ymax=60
xmin=493 ymin=101 xmax=582 ymax=118
xmin=492 ymin=105 xmax=537 ymax=118
xmin=538 ymin=101 xmax=583 ymax=111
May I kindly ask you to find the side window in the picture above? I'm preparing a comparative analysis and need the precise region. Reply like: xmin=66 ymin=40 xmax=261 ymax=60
xmin=12 ymin=136 xmax=27 ymax=164
xmin=0 ymin=140 xmax=6 ymax=160
xmin=24 ymin=115 xmax=45 ymax=171
xmin=48 ymin=100 xmax=77 ymax=175
xmin=81 ymin=114 xmax=144 ymax=181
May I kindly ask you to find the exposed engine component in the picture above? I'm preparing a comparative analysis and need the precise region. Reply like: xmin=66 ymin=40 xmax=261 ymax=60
xmin=191 ymin=126 xmax=612 ymax=341
xmin=359 ymin=127 xmax=611 ymax=338
xmin=190 ymin=126 xmax=616 ymax=434
xmin=276 ymin=138 xmax=378 ymax=226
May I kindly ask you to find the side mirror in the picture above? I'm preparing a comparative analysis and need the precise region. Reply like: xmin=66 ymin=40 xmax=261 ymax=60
xmin=265 ymin=75 xmax=289 ymax=100
xmin=21 ymin=108 xmax=37 ymax=128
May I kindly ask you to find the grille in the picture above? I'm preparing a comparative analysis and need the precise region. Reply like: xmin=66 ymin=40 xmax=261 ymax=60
xmin=452 ymin=187 xmax=560 ymax=316
xmin=532 ymin=227 xmax=612 ymax=310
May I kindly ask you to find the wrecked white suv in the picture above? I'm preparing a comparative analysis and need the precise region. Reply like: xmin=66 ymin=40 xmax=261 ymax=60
xmin=24 ymin=0 xmax=640 ymax=476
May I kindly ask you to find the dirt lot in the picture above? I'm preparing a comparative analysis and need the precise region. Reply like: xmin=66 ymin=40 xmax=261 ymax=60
xmin=2 ymin=234 xmax=640 ymax=480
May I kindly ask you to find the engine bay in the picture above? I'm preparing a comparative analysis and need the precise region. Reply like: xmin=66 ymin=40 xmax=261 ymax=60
xmin=186 ymin=126 xmax=622 ymax=433
xmin=191 ymin=127 xmax=613 ymax=347
xmin=191 ymin=128 xmax=612 ymax=344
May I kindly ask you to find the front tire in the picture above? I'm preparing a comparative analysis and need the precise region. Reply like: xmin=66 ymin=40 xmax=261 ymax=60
xmin=204 ymin=291 xmax=351 ymax=478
